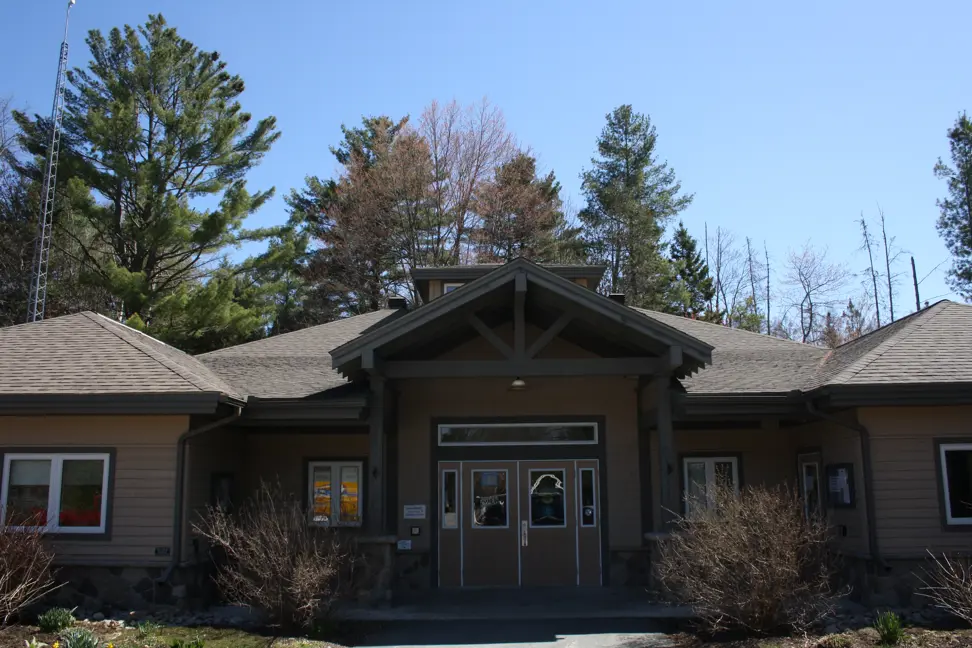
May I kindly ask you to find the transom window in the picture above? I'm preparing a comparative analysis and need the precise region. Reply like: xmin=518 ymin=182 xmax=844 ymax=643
xmin=1 ymin=453 xmax=110 ymax=534
xmin=308 ymin=461 xmax=362 ymax=527
xmin=939 ymin=443 xmax=972 ymax=525
xmin=683 ymin=456 xmax=739 ymax=516
xmin=438 ymin=422 xmax=597 ymax=446
xmin=443 ymin=282 xmax=464 ymax=294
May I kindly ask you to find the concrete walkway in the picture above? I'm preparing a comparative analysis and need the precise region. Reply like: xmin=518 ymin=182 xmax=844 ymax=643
xmin=351 ymin=618 xmax=677 ymax=648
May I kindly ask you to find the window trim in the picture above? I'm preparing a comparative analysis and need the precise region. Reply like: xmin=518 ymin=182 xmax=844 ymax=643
xmin=938 ymin=441 xmax=972 ymax=527
xmin=527 ymin=469 xmax=568 ymax=529
xmin=306 ymin=460 xmax=364 ymax=528
xmin=1 ymin=451 xmax=111 ymax=535
xmin=437 ymin=422 xmax=598 ymax=447
xmin=681 ymin=455 xmax=741 ymax=514
xmin=470 ymin=468 xmax=509 ymax=529
xmin=579 ymin=467 xmax=597 ymax=528
xmin=797 ymin=451 xmax=824 ymax=519
xmin=441 ymin=469 xmax=458 ymax=529
xmin=442 ymin=282 xmax=464 ymax=294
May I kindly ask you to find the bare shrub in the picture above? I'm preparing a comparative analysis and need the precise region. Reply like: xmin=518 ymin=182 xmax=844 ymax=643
xmin=655 ymin=482 xmax=841 ymax=635
xmin=0 ymin=515 xmax=61 ymax=626
xmin=192 ymin=481 xmax=349 ymax=631
xmin=918 ymin=551 xmax=972 ymax=625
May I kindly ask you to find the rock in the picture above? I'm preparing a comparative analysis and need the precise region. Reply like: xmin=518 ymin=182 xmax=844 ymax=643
xmin=92 ymin=612 xmax=105 ymax=621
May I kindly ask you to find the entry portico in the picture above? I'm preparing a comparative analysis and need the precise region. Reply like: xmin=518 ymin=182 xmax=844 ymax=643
xmin=328 ymin=258 xmax=713 ymax=587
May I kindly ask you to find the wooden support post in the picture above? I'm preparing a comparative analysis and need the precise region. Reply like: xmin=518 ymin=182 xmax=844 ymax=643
xmin=368 ymin=375 xmax=386 ymax=534
xmin=654 ymin=375 xmax=676 ymax=529
xmin=514 ymin=271 xmax=527 ymax=359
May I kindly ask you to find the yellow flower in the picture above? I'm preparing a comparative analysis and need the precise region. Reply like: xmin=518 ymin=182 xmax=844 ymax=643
xmin=107 ymin=644 xmax=114 ymax=648
xmin=52 ymin=643 xmax=59 ymax=648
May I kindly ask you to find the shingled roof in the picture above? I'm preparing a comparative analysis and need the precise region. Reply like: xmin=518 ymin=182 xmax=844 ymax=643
xmin=0 ymin=311 xmax=242 ymax=401
xmin=635 ymin=308 xmax=828 ymax=394
xmin=806 ymin=300 xmax=972 ymax=389
xmin=197 ymin=309 xmax=401 ymax=399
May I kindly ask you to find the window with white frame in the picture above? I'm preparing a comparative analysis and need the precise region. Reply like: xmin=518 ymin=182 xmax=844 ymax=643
xmin=308 ymin=461 xmax=363 ymax=527
xmin=683 ymin=456 xmax=739 ymax=516
xmin=939 ymin=443 xmax=972 ymax=525
xmin=442 ymin=282 xmax=464 ymax=294
xmin=1 ymin=453 xmax=110 ymax=533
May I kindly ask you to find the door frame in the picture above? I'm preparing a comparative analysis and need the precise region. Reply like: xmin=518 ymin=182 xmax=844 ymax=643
xmin=429 ymin=415 xmax=609 ymax=587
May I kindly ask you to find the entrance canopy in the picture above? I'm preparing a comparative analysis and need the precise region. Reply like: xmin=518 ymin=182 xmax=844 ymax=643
xmin=330 ymin=259 xmax=712 ymax=382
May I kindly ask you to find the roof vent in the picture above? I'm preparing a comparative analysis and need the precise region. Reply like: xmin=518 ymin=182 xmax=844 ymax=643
xmin=608 ymin=293 xmax=626 ymax=305
xmin=387 ymin=297 xmax=408 ymax=310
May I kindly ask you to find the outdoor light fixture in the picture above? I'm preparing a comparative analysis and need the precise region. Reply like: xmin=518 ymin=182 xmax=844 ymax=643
xmin=509 ymin=377 xmax=527 ymax=391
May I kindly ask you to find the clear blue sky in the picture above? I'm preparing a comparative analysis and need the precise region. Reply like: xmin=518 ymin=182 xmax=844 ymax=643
xmin=3 ymin=0 xmax=969 ymax=313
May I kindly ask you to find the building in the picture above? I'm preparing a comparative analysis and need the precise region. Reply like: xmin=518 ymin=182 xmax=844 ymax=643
xmin=1 ymin=258 xmax=971 ymax=606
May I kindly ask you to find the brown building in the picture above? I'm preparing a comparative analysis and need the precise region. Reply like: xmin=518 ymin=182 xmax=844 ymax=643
xmin=1 ymin=258 xmax=971 ymax=606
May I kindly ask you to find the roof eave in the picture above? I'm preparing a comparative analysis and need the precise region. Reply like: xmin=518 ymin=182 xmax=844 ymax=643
xmin=0 ymin=392 xmax=226 ymax=415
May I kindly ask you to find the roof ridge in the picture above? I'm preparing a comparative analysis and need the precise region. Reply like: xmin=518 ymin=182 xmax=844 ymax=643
xmin=828 ymin=301 xmax=949 ymax=384
xmin=632 ymin=307 xmax=826 ymax=351
xmin=81 ymin=312 xmax=210 ymax=393
xmin=198 ymin=308 xmax=395 ymax=358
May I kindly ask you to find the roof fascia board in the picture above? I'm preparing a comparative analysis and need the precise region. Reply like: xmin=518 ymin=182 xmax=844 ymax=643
xmin=813 ymin=383 xmax=972 ymax=407
xmin=0 ymin=392 xmax=222 ymax=415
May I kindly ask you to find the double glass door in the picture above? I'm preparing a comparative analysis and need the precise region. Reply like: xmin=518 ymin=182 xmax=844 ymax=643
xmin=438 ymin=459 xmax=601 ymax=587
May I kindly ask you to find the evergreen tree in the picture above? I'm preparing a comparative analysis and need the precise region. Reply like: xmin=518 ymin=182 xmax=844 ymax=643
xmin=473 ymin=153 xmax=575 ymax=263
xmin=935 ymin=113 xmax=972 ymax=301
xmin=13 ymin=15 xmax=279 ymax=322
xmin=667 ymin=221 xmax=715 ymax=317
xmin=579 ymin=105 xmax=692 ymax=308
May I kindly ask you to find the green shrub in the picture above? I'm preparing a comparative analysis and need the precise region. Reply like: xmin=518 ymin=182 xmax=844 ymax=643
xmin=37 ymin=608 xmax=75 ymax=633
xmin=873 ymin=610 xmax=904 ymax=645
xmin=59 ymin=627 xmax=100 ymax=648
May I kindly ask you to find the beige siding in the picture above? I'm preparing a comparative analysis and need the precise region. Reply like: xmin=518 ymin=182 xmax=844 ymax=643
xmin=0 ymin=415 xmax=188 ymax=567
xmin=241 ymin=431 xmax=369 ymax=497
xmin=183 ymin=427 xmax=244 ymax=559
xmin=860 ymin=406 xmax=972 ymax=557
xmin=791 ymin=419 xmax=870 ymax=554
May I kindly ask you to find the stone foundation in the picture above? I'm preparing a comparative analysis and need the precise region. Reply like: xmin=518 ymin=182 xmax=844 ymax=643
xmin=394 ymin=552 xmax=431 ymax=591
xmin=47 ymin=565 xmax=196 ymax=612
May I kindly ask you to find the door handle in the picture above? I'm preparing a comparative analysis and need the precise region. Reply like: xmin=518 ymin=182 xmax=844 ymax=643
xmin=521 ymin=520 xmax=528 ymax=547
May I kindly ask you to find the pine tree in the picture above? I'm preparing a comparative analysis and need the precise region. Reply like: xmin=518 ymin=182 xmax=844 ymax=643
xmin=473 ymin=153 xmax=572 ymax=263
xmin=935 ymin=113 xmax=972 ymax=301
xmin=579 ymin=105 xmax=692 ymax=308
xmin=668 ymin=221 xmax=715 ymax=317
xmin=13 ymin=14 xmax=279 ymax=322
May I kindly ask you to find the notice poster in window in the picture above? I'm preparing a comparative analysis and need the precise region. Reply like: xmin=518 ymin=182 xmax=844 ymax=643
xmin=312 ymin=466 xmax=332 ymax=525
xmin=825 ymin=463 xmax=855 ymax=509
xmin=340 ymin=465 xmax=360 ymax=524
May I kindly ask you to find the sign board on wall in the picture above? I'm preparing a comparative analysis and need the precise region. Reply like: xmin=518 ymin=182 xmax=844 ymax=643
xmin=397 ymin=539 xmax=412 ymax=551
xmin=403 ymin=504 xmax=426 ymax=520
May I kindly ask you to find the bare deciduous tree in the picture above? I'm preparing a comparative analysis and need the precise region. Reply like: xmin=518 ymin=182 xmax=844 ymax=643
xmin=783 ymin=242 xmax=850 ymax=344
xmin=709 ymin=227 xmax=747 ymax=326
xmin=418 ymin=99 xmax=516 ymax=264
xmin=878 ymin=206 xmax=906 ymax=322
xmin=858 ymin=213 xmax=882 ymax=328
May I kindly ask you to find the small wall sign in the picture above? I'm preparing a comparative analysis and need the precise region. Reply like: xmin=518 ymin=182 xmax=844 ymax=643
xmin=403 ymin=504 xmax=426 ymax=520
xmin=397 ymin=539 xmax=412 ymax=551
xmin=825 ymin=463 xmax=856 ymax=509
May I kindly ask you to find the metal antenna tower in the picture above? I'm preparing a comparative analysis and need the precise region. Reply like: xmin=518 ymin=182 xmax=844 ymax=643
xmin=27 ymin=0 xmax=76 ymax=323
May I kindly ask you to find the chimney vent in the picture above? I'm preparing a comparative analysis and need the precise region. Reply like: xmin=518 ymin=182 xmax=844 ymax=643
xmin=608 ymin=293 xmax=626 ymax=305
xmin=388 ymin=297 xmax=408 ymax=310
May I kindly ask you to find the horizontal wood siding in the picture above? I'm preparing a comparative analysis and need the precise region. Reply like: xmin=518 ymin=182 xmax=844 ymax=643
xmin=241 ymin=431 xmax=369 ymax=498
xmin=860 ymin=406 xmax=972 ymax=557
xmin=0 ymin=415 xmax=188 ymax=567
xmin=792 ymin=419 xmax=869 ymax=555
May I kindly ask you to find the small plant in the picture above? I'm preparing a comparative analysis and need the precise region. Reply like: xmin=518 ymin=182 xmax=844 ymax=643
xmin=170 ymin=640 xmax=205 ymax=648
xmin=59 ymin=627 xmax=100 ymax=648
xmin=0 ymin=516 xmax=61 ymax=625
xmin=873 ymin=610 xmax=904 ymax=645
xmin=37 ymin=608 xmax=75 ymax=633
xmin=817 ymin=634 xmax=850 ymax=648
xmin=135 ymin=620 xmax=161 ymax=638
xmin=25 ymin=638 xmax=49 ymax=648
xmin=919 ymin=551 xmax=972 ymax=624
